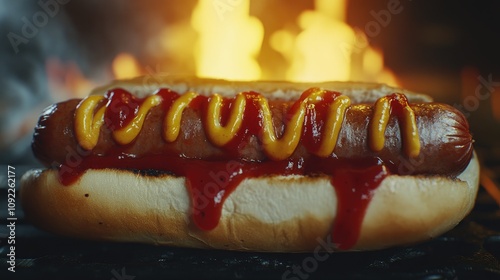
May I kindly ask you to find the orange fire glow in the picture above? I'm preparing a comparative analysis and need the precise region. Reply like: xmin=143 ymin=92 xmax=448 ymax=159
xmin=272 ymin=0 xmax=354 ymax=82
xmin=110 ymin=1 xmax=400 ymax=86
xmin=191 ymin=0 xmax=263 ymax=80
xmin=112 ymin=53 xmax=143 ymax=80
xmin=270 ymin=0 xmax=399 ymax=85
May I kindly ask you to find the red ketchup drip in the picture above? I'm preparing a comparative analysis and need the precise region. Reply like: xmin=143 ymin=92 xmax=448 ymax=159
xmin=58 ymin=154 xmax=300 ymax=230
xmin=184 ymin=159 xmax=300 ymax=230
xmin=330 ymin=164 xmax=388 ymax=250
xmin=104 ymin=88 xmax=143 ymax=131
xmin=63 ymin=88 xmax=394 ymax=250
xmin=184 ymin=160 xmax=246 ymax=230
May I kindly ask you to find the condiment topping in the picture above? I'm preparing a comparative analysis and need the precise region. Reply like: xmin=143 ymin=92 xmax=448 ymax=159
xmin=74 ymin=88 xmax=420 ymax=159
xmin=370 ymin=93 xmax=420 ymax=157
xmin=58 ymin=153 xmax=388 ymax=250
xmin=67 ymin=87 xmax=421 ymax=250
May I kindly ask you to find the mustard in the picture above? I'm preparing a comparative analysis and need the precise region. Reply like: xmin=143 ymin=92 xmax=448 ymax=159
xmin=74 ymin=89 xmax=420 ymax=159
xmin=370 ymin=94 xmax=420 ymax=157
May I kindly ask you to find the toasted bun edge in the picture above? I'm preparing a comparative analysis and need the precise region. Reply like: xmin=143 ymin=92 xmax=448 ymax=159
xmin=89 ymin=75 xmax=433 ymax=103
xmin=20 ymin=153 xmax=479 ymax=252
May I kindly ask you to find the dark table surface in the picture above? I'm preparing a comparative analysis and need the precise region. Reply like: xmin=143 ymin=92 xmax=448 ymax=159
xmin=1 ymin=155 xmax=500 ymax=280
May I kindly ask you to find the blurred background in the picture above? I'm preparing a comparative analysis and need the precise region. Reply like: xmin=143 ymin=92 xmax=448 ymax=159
xmin=0 ymin=0 xmax=499 ymax=166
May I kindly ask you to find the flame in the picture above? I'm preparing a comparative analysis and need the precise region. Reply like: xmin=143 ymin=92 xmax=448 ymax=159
xmin=112 ymin=52 xmax=143 ymax=80
xmin=154 ymin=1 xmax=399 ymax=85
xmin=362 ymin=47 xmax=400 ymax=87
xmin=269 ymin=0 xmax=400 ymax=86
xmin=191 ymin=0 xmax=263 ymax=80
xmin=281 ymin=0 xmax=354 ymax=82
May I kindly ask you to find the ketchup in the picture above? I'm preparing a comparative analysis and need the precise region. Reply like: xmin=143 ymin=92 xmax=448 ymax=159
xmin=62 ymin=88 xmax=395 ymax=250
xmin=58 ymin=154 xmax=389 ymax=250
xmin=331 ymin=163 xmax=388 ymax=250
xmin=217 ymin=91 xmax=267 ymax=154
xmin=156 ymin=88 xmax=180 ymax=110
xmin=104 ymin=89 xmax=142 ymax=131
xmin=387 ymin=92 xmax=409 ymax=117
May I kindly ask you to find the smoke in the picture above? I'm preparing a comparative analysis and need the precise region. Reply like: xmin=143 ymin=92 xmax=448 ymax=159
xmin=0 ymin=0 xmax=196 ymax=165
xmin=0 ymin=0 xmax=79 ymax=165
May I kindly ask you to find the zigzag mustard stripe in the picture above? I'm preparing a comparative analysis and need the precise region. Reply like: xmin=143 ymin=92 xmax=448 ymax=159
xmin=74 ymin=89 xmax=420 ymax=159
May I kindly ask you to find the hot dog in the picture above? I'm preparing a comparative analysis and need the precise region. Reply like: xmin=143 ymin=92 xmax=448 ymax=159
xmin=20 ymin=76 xmax=479 ymax=252
xmin=33 ymin=91 xmax=472 ymax=175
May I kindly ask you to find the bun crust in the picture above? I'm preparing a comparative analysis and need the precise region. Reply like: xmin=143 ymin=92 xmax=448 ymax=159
xmin=91 ymin=75 xmax=433 ymax=103
xmin=20 ymin=154 xmax=479 ymax=252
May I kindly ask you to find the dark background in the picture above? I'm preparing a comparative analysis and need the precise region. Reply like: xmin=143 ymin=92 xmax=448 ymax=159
xmin=1 ymin=1 xmax=500 ymax=279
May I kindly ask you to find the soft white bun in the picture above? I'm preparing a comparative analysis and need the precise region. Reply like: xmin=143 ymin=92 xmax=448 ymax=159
xmin=20 ymin=153 xmax=479 ymax=252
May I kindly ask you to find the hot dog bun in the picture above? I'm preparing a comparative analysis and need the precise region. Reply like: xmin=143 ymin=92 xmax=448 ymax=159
xmin=90 ymin=75 xmax=433 ymax=102
xmin=20 ymin=154 xmax=478 ymax=252
xmin=20 ymin=77 xmax=479 ymax=252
